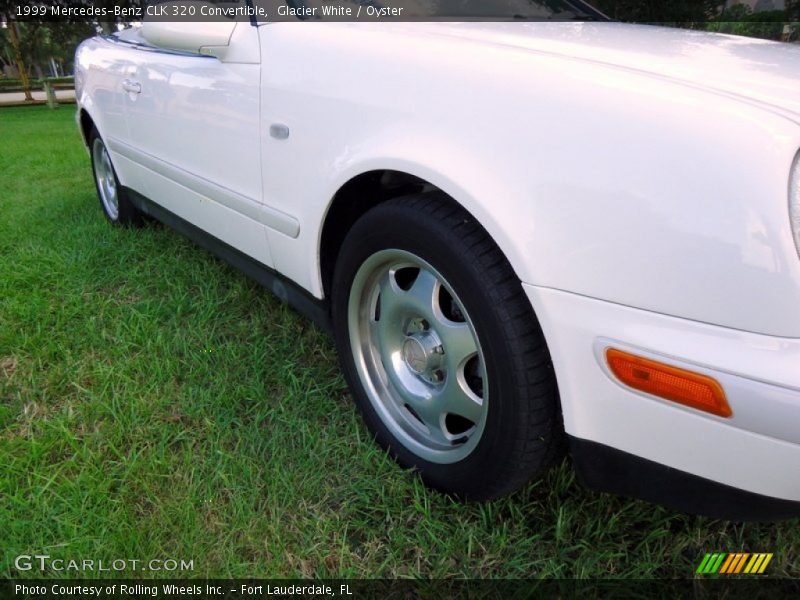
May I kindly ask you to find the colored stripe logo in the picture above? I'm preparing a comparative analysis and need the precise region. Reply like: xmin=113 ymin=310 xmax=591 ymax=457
xmin=696 ymin=553 xmax=773 ymax=574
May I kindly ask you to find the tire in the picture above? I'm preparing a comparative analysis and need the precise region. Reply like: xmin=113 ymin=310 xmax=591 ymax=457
xmin=332 ymin=193 xmax=563 ymax=500
xmin=89 ymin=128 xmax=142 ymax=226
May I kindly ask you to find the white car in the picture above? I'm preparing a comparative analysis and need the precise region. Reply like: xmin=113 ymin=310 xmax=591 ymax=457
xmin=74 ymin=1 xmax=800 ymax=520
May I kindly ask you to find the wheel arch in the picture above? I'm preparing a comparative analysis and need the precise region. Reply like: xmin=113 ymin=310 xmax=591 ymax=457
xmin=318 ymin=166 xmax=527 ymax=303
xmin=77 ymin=106 xmax=97 ymax=148
xmin=320 ymin=169 xmax=426 ymax=299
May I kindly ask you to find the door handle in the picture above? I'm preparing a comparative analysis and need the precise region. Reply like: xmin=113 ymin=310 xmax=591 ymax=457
xmin=122 ymin=79 xmax=141 ymax=94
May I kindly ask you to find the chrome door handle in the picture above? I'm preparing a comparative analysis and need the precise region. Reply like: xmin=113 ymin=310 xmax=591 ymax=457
xmin=122 ymin=79 xmax=141 ymax=94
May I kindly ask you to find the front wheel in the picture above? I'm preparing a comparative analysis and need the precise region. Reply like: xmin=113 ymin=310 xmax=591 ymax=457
xmin=332 ymin=194 xmax=563 ymax=500
xmin=89 ymin=128 xmax=142 ymax=226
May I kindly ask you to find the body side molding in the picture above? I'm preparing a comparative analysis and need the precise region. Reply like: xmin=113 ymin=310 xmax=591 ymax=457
xmin=109 ymin=138 xmax=301 ymax=238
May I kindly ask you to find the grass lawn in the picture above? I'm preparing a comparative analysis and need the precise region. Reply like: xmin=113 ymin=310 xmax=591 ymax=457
xmin=1 ymin=105 xmax=798 ymax=579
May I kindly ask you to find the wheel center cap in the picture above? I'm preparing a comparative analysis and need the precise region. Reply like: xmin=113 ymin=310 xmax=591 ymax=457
xmin=402 ymin=333 xmax=440 ymax=374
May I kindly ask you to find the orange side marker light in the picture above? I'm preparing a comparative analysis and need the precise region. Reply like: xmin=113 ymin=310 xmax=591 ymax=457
xmin=606 ymin=348 xmax=732 ymax=418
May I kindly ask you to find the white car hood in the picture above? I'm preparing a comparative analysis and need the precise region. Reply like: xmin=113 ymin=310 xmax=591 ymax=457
xmin=426 ymin=22 xmax=800 ymax=119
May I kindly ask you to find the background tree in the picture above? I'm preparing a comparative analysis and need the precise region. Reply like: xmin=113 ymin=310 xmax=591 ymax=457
xmin=587 ymin=0 xmax=798 ymax=40
xmin=3 ymin=18 xmax=33 ymax=98
xmin=1 ymin=21 xmax=94 ymax=78
xmin=0 ymin=0 xmax=129 ymax=98
xmin=589 ymin=0 xmax=727 ymax=22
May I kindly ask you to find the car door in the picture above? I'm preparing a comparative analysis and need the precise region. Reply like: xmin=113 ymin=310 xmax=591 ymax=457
xmin=114 ymin=20 xmax=273 ymax=267
xmin=76 ymin=37 xmax=133 ymax=170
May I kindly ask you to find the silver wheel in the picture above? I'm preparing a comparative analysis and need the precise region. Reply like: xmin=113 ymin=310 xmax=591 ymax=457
xmin=92 ymin=138 xmax=119 ymax=221
xmin=348 ymin=249 xmax=488 ymax=464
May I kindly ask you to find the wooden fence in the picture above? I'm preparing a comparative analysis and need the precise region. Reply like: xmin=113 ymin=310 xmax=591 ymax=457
xmin=0 ymin=76 xmax=75 ymax=108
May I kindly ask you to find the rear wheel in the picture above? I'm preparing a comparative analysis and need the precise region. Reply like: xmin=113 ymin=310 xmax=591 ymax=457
xmin=89 ymin=128 xmax=142 ymax=226
xmin=332 ymin=193 xmax=563 ymax=500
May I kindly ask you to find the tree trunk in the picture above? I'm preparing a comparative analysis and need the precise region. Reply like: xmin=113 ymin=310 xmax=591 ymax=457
xmin=8 ymin=20 xmax=33 ymax=102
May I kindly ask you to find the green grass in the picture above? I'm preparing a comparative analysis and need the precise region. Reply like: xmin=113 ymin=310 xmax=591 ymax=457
xmin=0 ymin=105 xmax=798 ymax=579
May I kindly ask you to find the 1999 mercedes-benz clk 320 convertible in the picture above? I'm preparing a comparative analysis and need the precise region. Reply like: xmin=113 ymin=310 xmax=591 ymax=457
xmin=74 ymin=0 xmax=800 ymax=520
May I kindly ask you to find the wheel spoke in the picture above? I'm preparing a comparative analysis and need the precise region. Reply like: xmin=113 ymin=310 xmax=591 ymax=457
xmin=437 ymin=321 xmax=478 ymax=371
xmin=438 ymin=377 xmax=483 ymax=425
xmin=374 ymin=315 xmax=402 ymax=377
xmin=377 ymin=270 xmax=404 ymax=320
xmin=373 ymin=318 xmax=405 ymax=401
xmin=374 ymin=272 xmax=406 ymax=372
xmin=406 ymin=268 xmax=439 ymax=317
xmin=409 ymin=400 xmax=449 ymax=444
